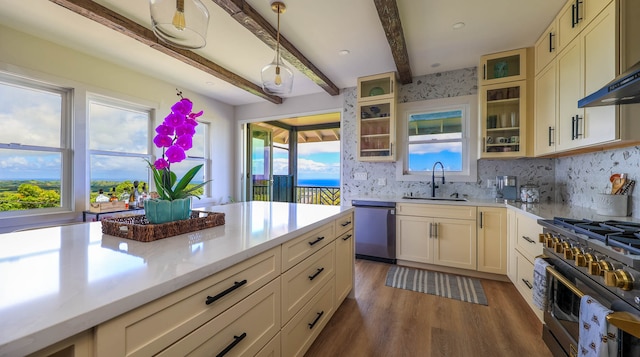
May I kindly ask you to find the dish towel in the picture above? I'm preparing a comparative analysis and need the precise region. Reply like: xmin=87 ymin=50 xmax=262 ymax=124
xmin=532 ymin=257 xmax=549 ymax=310
xmin=579 ymin=295 xmax=618 ymax=357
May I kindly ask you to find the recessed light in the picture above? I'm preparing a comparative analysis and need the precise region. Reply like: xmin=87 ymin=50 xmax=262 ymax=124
xmin=206 ymin=81 xmax=215 ymax=86
xmin=338 ymin=49 xmax=350 ymax=56
xmin=452 ymin=22 xmax=465 ymax=30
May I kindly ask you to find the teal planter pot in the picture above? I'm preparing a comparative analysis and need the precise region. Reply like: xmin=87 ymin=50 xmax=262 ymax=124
xmin=144 ymin=197 xmax=192 ymax=224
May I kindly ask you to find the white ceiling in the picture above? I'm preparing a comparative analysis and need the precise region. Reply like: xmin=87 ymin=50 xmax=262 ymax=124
xmin=0 ymin=0 xmax=564 ymax=106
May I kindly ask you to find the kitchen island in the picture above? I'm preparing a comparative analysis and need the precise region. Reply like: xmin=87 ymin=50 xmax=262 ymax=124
xmin=0 ymin=201 xmax=354 ymax=357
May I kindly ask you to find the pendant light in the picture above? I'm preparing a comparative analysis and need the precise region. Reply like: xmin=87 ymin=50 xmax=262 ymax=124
xmin=149 ymin=0 xmax=210 ymax=49
xmin=261 ymin=1 xmax=293 ymax=95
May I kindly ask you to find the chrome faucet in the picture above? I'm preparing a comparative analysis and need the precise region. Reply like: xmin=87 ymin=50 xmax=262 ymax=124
xmin=431 ymin=161 xmax=445 ymax=197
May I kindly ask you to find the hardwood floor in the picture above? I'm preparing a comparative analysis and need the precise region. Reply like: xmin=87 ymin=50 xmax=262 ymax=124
xmin=305 ymin=259 xmax=553 ymax=357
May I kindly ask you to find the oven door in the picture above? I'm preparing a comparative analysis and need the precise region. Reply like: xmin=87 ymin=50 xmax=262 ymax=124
xmin=544 ymin=263 xmax=640 ymax=357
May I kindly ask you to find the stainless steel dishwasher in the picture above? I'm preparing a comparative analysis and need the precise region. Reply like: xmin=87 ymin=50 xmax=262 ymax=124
xmin=352 ymin=200 xmax=396 ymax=264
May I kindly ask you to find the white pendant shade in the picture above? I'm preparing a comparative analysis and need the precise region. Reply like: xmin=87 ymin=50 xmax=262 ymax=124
xmin=261 ymin=54 xmax=294 ymax=95
xmin=149 ymin=0 xmax=209 ymax=49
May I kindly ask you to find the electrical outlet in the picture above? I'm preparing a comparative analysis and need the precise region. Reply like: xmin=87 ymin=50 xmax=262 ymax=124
xmin=354 ymin=172 xmax=367 ymax=180
xmin=377 ymin=178 xmax=386 ymax=186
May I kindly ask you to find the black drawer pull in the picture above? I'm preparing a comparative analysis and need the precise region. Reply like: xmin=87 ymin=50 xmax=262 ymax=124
xmin=522 ymin=236 xmax=535 ymax=244
xmin=308 ymin=267 xmax=325 ymax=280
xmin=342 ymin=234 xmax=353 ymax=241
xmin=522 ymin=279 xmax=533 ymax=290
xmin=308 ymin=236 xmax=325 ymax=246
xmin=206 ymin=280 xmax=248 ymax=305
xmin=341 ymin=220 xmax=352 ymax=227
xmin=308 ymin=311 xmax=324 ymax=329
xmin=216 ymin=332 xmax=247 ymax=357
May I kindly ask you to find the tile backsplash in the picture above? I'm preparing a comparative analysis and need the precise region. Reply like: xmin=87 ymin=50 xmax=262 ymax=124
xmin=341 ymin=67 xmax=639 ymax=217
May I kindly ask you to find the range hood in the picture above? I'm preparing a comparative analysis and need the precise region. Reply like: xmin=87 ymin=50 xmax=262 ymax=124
xmin=578 ymin=60 xmax=640 ymax=108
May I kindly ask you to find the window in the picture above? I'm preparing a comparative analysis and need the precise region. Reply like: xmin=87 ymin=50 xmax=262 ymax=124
xmin=0 ymin=74 xmax=71 ymax=214
xmin=396 ymin=95 xmax=478 ymax=182
xmin=88 ymin=96 xmax=152 ymax=199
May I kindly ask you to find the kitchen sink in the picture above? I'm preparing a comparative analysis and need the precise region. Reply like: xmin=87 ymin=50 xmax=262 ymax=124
xmin=401 ymin=196 xmax=468 ymax=202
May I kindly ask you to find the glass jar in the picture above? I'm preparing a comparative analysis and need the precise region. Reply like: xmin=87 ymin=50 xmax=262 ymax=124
xmin=520 ymin=184 xmax=539 ymax=203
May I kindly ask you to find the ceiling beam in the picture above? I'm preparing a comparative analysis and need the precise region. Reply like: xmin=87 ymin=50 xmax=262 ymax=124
xmin=373 ymin=0 xmax=412 ymax=84
xmin=211 ymin=0 xmax=340 ymax=96
xmin=48 ymin=0 xmax=282 ymax=104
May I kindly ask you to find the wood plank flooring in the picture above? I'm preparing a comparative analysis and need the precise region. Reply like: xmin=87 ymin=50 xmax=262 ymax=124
xmin=305 ymin=259 xmax=553 ymax=357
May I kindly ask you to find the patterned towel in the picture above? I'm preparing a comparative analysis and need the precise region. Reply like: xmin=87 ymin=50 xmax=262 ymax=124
xmin=532 ymin=257 xmax=549 ymax=310
xmin=579 ymin=295 xmax=618 ymax=357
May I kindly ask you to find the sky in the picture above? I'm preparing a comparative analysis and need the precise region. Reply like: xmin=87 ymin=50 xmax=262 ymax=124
xmin=273 ymin=141 xmax=340 ymax=181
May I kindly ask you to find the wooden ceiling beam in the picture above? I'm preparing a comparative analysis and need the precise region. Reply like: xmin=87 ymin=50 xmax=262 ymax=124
xmin=48 ymin=0 xmax=282 ymax=104
xmin=373 ymin=0 xmax=412 ymax=84
xmin=211 ymin=0 xmax=340 ymax=96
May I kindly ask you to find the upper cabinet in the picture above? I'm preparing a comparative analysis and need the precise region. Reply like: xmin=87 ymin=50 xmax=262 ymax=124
xmin=534 ymin=18 xmax=559 ymax=75
xmin=479 ymin=49 xmax=527 ymax=86
xmin=356 ymin=72 xmax=397 ymax=162
xmin=533 ymin=0 xmax=640 ymax=157
xmin=479 ymin=48 xmax=534 ymax=158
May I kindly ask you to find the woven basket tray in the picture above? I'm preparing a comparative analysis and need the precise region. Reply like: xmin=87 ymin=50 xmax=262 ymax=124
xmin=101 ymin=211 xmax=225 ymax=242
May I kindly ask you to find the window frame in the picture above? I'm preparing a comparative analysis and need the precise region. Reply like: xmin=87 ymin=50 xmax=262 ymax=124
xmin=0 ymin=72 xmax=73 ymax=218
xmin=395 ymin=95 xmax=478 ymax=183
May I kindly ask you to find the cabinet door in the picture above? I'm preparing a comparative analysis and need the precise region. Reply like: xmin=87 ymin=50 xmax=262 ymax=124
xmin=357 ymin=72 xmax=396 ymax=102
xmin=479 ymin=48 xmax=527 ymax=85
xmin=535 ymin=20 xmax=558 ymax=75
xmin=335 ymin=230 xmax=354 ymax=304
xmin=580 ymin=2 xmax=617 ymax=147
xmin=558 ymin=0 xmax=585 ymax=52
xmin=357 ymin=99 xmax=396 ymax=162
xmin=481 ymin=80 xmax=527 ymax=158
xmin=556 ymin=37 xmax=583 ymax=152
xmin=534 ymin=61 xmax=558 ymax=156
xmin=477 ymin=207 xmax=507 ymax=275
xmin=432 ymin=218 xmax=477 ymax=270
xmin=396 ymin=215 xmax=431 ymax=263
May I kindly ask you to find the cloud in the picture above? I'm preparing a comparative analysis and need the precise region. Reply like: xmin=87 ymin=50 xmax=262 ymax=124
xmin=409 ymin=142 xmax=462 ymax=154
xmin=297 ymin=141 xmax=340 ymax=155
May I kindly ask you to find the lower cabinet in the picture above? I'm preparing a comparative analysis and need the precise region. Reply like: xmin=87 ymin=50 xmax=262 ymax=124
xmin=89 ymin=211 xmax=355 ymax=357
xmin=507 ymin=208 xmax=544 ymax=321
xmin=477 ymin=207 xmax=507 ymax=275
xmin=396 ymin=203 xmax=477 ymax=271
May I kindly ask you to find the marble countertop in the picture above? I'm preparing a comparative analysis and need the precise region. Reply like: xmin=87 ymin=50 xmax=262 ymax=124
xmin=0 ymin=202 xmax=353 ymax=357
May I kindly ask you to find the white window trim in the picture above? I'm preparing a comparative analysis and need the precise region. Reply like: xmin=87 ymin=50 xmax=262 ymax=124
xmin=395 ymin=94 xmax=478 ymax=183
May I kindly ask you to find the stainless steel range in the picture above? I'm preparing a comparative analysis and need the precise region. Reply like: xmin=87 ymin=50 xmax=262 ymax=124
xmin=538 ymin=217 xmax=640 ymax=356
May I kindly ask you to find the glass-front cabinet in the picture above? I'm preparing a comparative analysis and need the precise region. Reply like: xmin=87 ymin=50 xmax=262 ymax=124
xmin=480 ymin=81 xmax=527 ymax=158
xmin=357 ymin=72 xmax=397 ymax=161
xmin=479 ymin=48 xmax=527 ymax=86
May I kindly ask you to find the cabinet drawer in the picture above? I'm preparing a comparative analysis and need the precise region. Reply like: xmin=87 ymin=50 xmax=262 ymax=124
xmin=335 ymin=212 xmax=354 ymax=238
xmin=95 ymin=248 xmax=280 ymax=357
xmin=255 ymin=333 xmax=281 ymax=357
xmin=515 ymin=213 xmax=543 ymax=261
xmin=282 ymin=243 xmax=335 ymax=324
xmin=282 ymin=223 xmax=334 ymax=272
xmin=396 ymin=203 xmax=476 ymax=220
xmin=156 ymin=278 xmax=281 ymax=357
xmin=281 ymin=279 xmax=336 ymax=357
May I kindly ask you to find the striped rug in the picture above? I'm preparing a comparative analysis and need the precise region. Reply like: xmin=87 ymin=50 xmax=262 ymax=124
xmin=385 ymin=266 xmax=488 ymax=305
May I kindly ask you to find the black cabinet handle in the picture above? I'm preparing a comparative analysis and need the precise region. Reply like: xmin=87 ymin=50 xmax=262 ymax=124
xmin=341 ymin=220 xmax=352 ymax=227
xmin=522 ymin=279 xmax=533 ymax=289
xmin=571 ymin=116 xmax=576 ymax=140
xmin=308 ymin=267 xmax=325 ymax=281
xmin=522 ymin=236 xmax=536 ymax=244
xmin=483 ymin=64 xmax=487 ymax=80
xmin=575 ymin=0 xmax=583 ymax=24
xmin=342 ymin=234 xmax=352 ymax=241
xmin=571 ymin=4 xmax=576 ymax=27
xmin=549 ymin=32 xmax=555 ymax=52
xmin=308 ymin=236 xmax=325 ymax=246
xmin=575 ymin=115 xmax=582 ymax=139
xmin=216 ymin=332 xmax=247 ymax=357
xmin=206 ymin=280 xmax=247 ymax=305
xmin=548 ymin=126 xmax=555 ymax=146
xmin=308 ymin=311 xmax=324 ymax=329
xmin=479 ymin=212 xmax=483 ymax=229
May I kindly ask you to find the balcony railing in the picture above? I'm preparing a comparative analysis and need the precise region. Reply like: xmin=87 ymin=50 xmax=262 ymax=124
xmin=252 ymin=176 xmax=340 ymax=205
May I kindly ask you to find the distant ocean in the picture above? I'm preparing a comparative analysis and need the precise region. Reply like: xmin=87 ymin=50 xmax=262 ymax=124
xmin=298 ymin=178 xmax=340 ymax=187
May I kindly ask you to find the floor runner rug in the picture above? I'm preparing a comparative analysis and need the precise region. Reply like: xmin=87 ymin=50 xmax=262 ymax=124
xmin=385 ymin=265 xmax=488 ymax=305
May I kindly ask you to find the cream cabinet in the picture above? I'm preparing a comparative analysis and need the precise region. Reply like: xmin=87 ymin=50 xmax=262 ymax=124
xmin=397 ymin=204 xmax=477 ymax=271
xmin=507 ymin=209 xmax=544 ymax=322
xmin=356 ymin=72 xmax=397 ymax=162
xmin=27 ymin=330 xmax=93 ymax=357
xmin=534 ymin=18 xmax=559 ymax=75
xmin=92 ymin=212 xmax=355 ymax=357
xmin=534 ymin=0 xmax=640 ymax=156
xmin=477 ymin=207 xmax=507 ymax=275
xmin=479 ymin=48 xmax=534 ymax=158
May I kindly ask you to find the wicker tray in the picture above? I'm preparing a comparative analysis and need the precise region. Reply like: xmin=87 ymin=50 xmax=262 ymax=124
xmin=101 ymin=211 xmax=225 ymax=242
